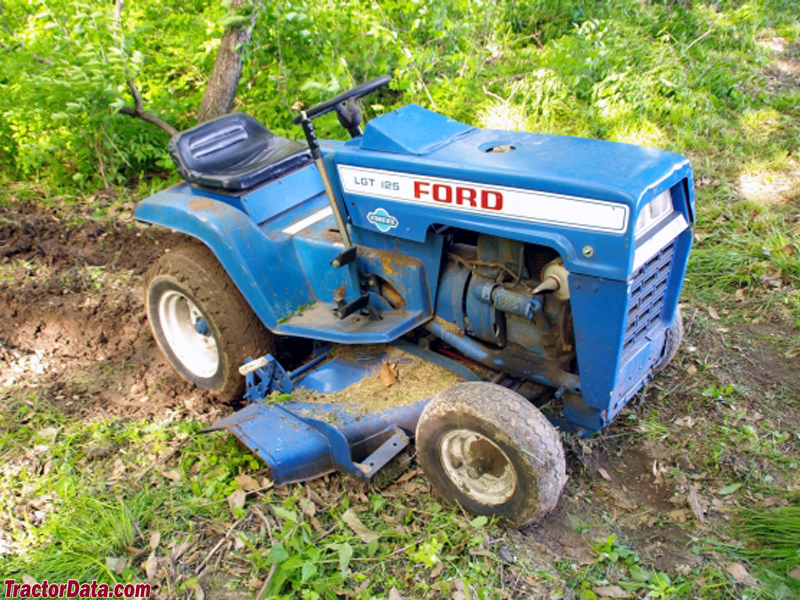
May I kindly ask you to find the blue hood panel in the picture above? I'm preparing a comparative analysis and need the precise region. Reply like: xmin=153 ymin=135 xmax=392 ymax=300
xmin=353 ymin=105 xmax=689 ymax=208
xmin=359 ymin=105 xmax=477 ymax=156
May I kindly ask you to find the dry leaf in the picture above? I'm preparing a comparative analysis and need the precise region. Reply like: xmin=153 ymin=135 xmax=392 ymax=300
xmin=430 ymin=562 xmax=444 ymax=578
xmin=22 ymin=575 xmax=38 ymax=586
xmin=105 ymin=556 xmax=126 ymax=575
xmin=667 ymin=509 xmax=688 ymax=522
xmin=227 ymin=488 xmax=246 ymax=510
xmin=597 ymin=467 xmax=612 ymax=481
xmin=452 ymin=579 xmax=468 ymax=600
xmin=309 ymin=515 xmax=323 ymax=532
xmin=788 ymin=566 xmax=800 ymax=580
xmin=170 ymin=539 xmax=192 ymax=562
xmin=675 ymin=416 xmax=695 ymax=428
xmin=300 ymin=497 xmax=317 ymax=517
xmin=161 ymin=469 xmax=182 ymax=482
xmin=688 ymin=484 xmax=706 ymax=524
xmin=395 ymin=468 xmax=421 ymax=484
xmin=342 ymin=508 xmax=379 ymax=543
xmin=235 ymin=473 xmax=260 ymax=491
xmin=593 ymin=585 xmax=631 ymax=598
xmin=149 ymin=530 xmax=161 ymax=551
xmin=687 ymin=364 xmax=698 ymax=375
xmin=735 ymin=288 xmax=745 ymax=300
xmin=144 ymin=552 xmax=159 ymax=580
xmin=185 ymin=580 xmax=205 ymax=600
xmin=708 ymin=306 xmax=720 ymax=320
xmin=785 ymin=348 xmax=800 ymax=359
xmin=379 ymin=360 xmax=397 ymax=387
xmin=388 ymin=588 xmax=404 ymax=600
xmin=727 ymin=562 xmax=758 ymax=586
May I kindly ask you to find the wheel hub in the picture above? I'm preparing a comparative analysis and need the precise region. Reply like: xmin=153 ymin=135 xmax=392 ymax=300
xmin=158 ymin=290 xmax=220 ymax=379
xmin=440 ymin=429 xmax=517 ymax=506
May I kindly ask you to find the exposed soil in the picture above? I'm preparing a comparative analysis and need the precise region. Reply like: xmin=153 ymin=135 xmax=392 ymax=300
xmin=0 ymin=204 xmax=225 ymax=422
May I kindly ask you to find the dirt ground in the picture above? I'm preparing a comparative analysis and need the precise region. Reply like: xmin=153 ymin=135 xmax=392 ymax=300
xmin=1 ymin=201 xmax=799 ymax=598
xmin=0 ymin=203 xmax=227 ymax=423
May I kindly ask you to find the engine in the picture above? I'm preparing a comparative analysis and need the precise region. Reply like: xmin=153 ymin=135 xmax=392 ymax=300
xmin=434 ymin=233 xmax=577 ymax=394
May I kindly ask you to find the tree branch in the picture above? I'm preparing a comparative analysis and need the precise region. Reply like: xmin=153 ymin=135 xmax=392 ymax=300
xmin=118 ymin=78 xmax=178 ymax=136
xmin=112 ymin=2 xmax=177 ymax=137
xmin=0 ymin=0 xmax=54 ymax=67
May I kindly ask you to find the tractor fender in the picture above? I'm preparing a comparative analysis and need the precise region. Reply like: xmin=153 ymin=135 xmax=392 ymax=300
xmin=135 ymin=190 xmax=313 ymax=331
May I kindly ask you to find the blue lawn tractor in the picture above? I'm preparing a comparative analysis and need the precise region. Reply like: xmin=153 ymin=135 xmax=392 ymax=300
xmin=136 ymin=76 xmax=693 ymax=526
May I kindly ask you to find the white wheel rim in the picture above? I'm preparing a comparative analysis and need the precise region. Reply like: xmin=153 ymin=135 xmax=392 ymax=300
xmin=158 ymin=290 xmax=220 ymax=379
xmin=440 ymin=429 xmax=517 ymax=506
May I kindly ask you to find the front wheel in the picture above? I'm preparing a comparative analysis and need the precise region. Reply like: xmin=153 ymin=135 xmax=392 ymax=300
xmin=653 ymin=309 xmax=683 ymax=373
xmin=145 ymin=244 xmax=275 ymax=400
xmin=416 ymin=382 xmax=566 ymax=528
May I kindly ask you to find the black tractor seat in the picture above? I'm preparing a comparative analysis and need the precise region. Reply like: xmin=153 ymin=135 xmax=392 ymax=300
xmin=169 ymin=113 xmax=312 ymax=191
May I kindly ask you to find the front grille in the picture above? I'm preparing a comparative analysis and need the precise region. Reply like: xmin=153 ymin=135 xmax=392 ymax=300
xmin=623 ymin=241 xmax=675 ymax=355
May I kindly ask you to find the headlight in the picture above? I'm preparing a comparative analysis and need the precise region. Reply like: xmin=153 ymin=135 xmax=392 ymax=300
xmin=635 ymin=190 xmax=672 ymax=237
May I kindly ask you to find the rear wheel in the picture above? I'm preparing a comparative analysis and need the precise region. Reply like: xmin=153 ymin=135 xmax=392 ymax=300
xmin=145 ymin=244 xmax=275 ymax=400
xmin=416 ymin=382 xmax=566 ymax=528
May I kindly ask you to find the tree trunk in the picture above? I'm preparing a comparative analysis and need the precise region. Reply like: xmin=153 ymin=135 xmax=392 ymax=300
xmin=197 ymin=0 xmax=254 ymax=124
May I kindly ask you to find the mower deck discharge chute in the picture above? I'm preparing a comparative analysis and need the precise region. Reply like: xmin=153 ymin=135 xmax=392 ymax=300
xmin=136 ymin=76 xmax=694 ymax=526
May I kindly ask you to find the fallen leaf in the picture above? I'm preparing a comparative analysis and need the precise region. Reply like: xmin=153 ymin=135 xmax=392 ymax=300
xmin=718 ymin=482 xmax=743 ymax=496
xmin=430 ymin=562 xmax=444 ymax=578
xmin=235 ymin=474 xmax=260 ymax=491
xmin=309 ymin=515 xmax=323 ymax=532
xmin=341 ymin=508 xmax=379 ymax=543
xmin=597 ymin=467 xmax=612 ymax=481
xmin=227 ymin=488 xmax=246 ymax=510
xmin=788 ymin=566 xmax=800 ymax=580
xmin=668 ymin=509 xmax=688 ymax=522
xmin=687 ymin=364 xmax=698 ymax=375
xmin=170 ymin=539 xmax=193 ymax=562
xmin=708 ymin=306 xmax=721 ymax=320
xmin=497 ymin=546 xmax=516 ymax=564
xmin=111 ymin=458 xmax=126 ymax=479
xmin=37 ymin=427 xmax=58 ymax=443
xmin=395 ymin=468 xmax=421 ymax=484
xmin=688 ymin=485 xmax=706 ymax=525
xmin=785 ymin=348 xmax=800 ymax=359
xmin=735 ymin=288 xmax=745 ymax=300
xmin=388 ymin=588 xmax=404 ymax=600
xmin=22 ymin=575 xmax=38 ymax=586
xmin=149 ymin=531 xmax=160 ymax=550
xmin=379 ymin=360 xmax=397 ymax=387
xmin=300 ymin=497 xmax=316 ymax=517
xmin=727 ymin=562 xmax=758 ymax=586
xmin=160 ymin=469 xmax=182 ymax=482
xmin=452 ymin=578 xmax=468 ymax=600
xmin=144 ymin=552 xmax=158 ymax=580
xmin=105 ymin=556 xmax=126 ymax=575
xmin=593 ymin=585 xmax=631 ymax=598
xmin=675 ymin=416 xmax=695 ymax=428
xmin=185 ymin=580 xmax=205 ymax=600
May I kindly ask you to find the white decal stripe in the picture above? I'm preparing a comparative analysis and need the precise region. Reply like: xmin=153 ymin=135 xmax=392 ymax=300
xmin=632 ymin=213 xmax=688 ymax=271
xmin=338 ymin=165 xmax=629 ymax=233
xmin=282 ymin=206 xmax=333 ymax=235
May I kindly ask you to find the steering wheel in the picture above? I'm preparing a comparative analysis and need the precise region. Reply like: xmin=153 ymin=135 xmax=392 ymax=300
xmin=292 ymin=75 xmax=391 ymax=124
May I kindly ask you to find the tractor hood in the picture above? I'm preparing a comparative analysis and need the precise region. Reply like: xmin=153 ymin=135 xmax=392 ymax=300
xmin=333 ymin=105 xmax=694 ymax=280
xmin=350 ymin=104 xmax=690 ymax=210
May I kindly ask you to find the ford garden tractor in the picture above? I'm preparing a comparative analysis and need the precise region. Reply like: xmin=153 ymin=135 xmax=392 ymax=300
xmin=136 ymin=76 xmax=694 ymax=526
